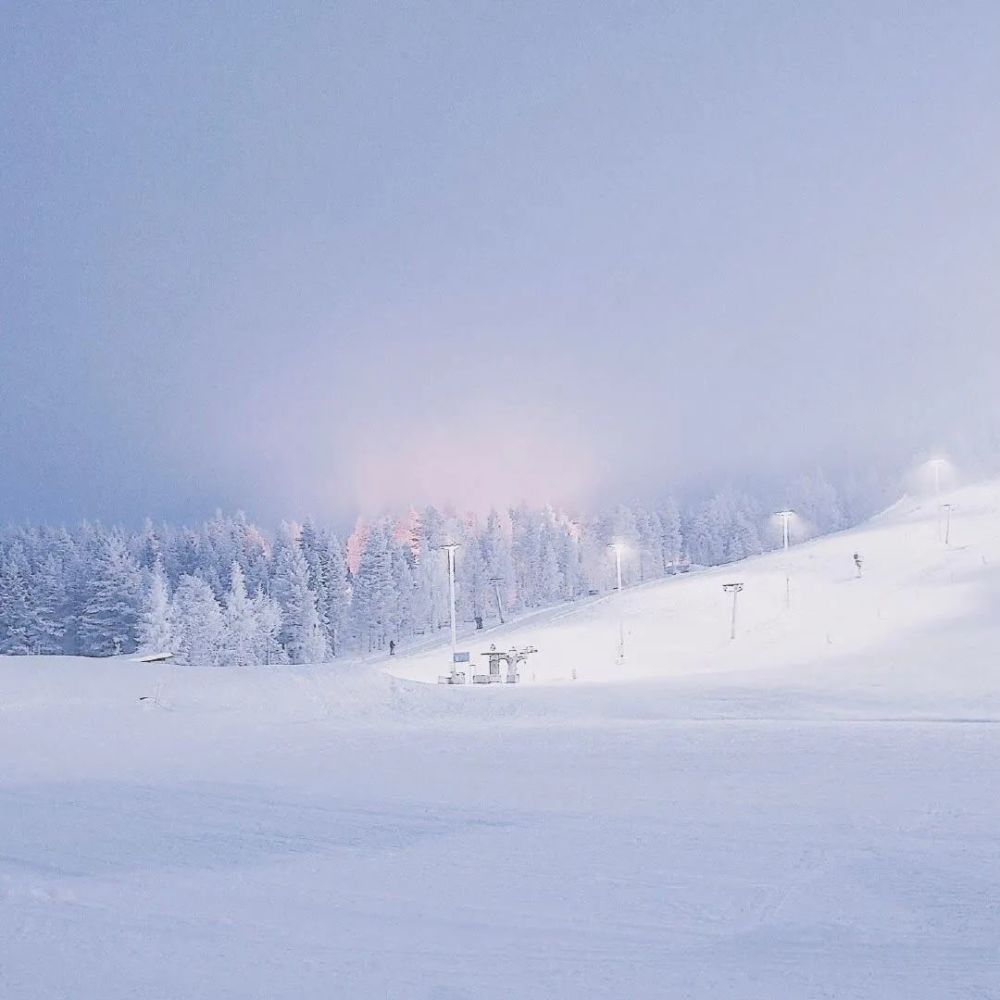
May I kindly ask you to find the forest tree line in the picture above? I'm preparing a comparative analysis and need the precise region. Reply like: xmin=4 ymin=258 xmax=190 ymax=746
xmin=0 ymin=469 xmax=877 ymax=663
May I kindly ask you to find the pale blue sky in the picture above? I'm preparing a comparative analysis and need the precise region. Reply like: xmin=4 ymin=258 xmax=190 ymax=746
xmin=3 ymin=2 xmax=999 ymax=522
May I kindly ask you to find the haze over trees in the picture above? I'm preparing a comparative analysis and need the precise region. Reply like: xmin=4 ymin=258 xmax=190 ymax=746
xmin=0 ymin=470 xmax=885 ymax=664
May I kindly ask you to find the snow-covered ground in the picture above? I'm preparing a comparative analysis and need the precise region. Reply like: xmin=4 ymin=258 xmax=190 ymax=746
xmin=3 ymin=482 xmax=1000 ymax=998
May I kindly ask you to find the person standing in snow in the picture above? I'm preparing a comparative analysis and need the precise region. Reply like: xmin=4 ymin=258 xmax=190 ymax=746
xmin=853 ymin=552 xmax=863 ymax=578
xmin=389 ymin=639 xmax=395 ymax=656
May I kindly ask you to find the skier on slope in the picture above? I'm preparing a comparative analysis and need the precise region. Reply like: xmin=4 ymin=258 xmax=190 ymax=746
xmin=853 ymin=552 xmax=863 ymax=578
xmin=389 ymin=639 xmax=395 ymax=656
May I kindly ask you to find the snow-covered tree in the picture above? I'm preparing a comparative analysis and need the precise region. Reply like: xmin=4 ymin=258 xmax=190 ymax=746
xmin=321 ymin=533 xmax=351 ymax=655
xmin=78 ymin=534 xmax=144 ymax=655
xmin=221 ymin=562 xmax=258 ymax=666
xmin=456 ymin=533 xmax=491 ymax=625
xmin=270 ymin=525 xmax=327 ymax=664
xmin=352 ymin=521 xmax=398 ymax=650
xmin=252 ymin=589 xmax=285 ymax=666
xmin=138 ymin=561 xmax=174 ymax=655
xmin=0 ymin=547 xmax=33 ymax=654
xmin=482 ymin=509 xmax=516 ymax=612
xmin=660 ymin=498 xmax=683 ymax=571
xmin=27 ymin=552 xmax=68 ymax=654
xmin=170 ymin=575 xmax=223 ymax=666
xmin=788 ymin=469 xmax=847 ymax=537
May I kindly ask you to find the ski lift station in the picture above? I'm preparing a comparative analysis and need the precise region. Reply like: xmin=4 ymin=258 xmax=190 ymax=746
xmin=438 ymin=644 xmax=538 ymax=685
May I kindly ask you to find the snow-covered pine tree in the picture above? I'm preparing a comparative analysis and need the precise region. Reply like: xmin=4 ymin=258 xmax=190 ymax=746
xmin=320 ymin=532 xmax=350 ymax=655
xmin=538 ymin=513 xmax=565 ymax=603
xmin=77 ymin=533 xmax=144 ymax=655
xmin=138 ymin=561 xmax=174 ymax=655
xmin=352 ymin=521 xmax=398 ymax=650
xmin=456 ymin=532 xmax=491 ymax=625
xmin=555 ymin=521 xmax=582 ymax=600
xmin=170 ymin=575 xmax=223 ymax=666
xmin=789 ymin=469 xmax=847 ymax=537
xmin=0 ymin=546 xmax=33 ymax=654
xmin=298 ymin=519 xmax=330 ymax=634
xmin=636 ymin=508 xmax=666 ymax=581
xmin=251 ymin=588 xmax=285 ymax=665
xmin=134 ymin=518 xmax=162 ymax=571
xmin=389 ymin=541 xmax=417 ymax=642
xmin=221 ymin=562 xmax=258 ymax=666
xmin=688 ymin=495 xmax=727 ymax=566
xmin=659 ymin=498 xmax=683 ymax=572
xmin=270 ymin=525 xmax=327 ymax=664
xmin=482 ymin=509 xmax=516 ymax=613
xmin=27 ymin=551 xmax=68 ymax=654
xmin=511 ymin=505 xmax=543 ymax=607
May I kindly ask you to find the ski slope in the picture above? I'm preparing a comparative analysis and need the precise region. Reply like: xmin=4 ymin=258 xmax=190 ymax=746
xmin=393 ymin=482 xmax=1000 ymax=720
xmin=2 ymin=481 xmax=1000 ymax=998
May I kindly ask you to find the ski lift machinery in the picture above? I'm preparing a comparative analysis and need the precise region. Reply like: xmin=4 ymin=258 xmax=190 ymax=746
xmin=438 ymin=644 xmax=538 ymax=684
xmin=473 ymin=645 xmax=538 ymax=684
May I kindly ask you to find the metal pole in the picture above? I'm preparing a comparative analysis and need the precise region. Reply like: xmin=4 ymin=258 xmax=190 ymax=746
xmin=614 ymin=545 xmax=625 ymax=663
xmin=491 ymin=577 xmax=505 ymax=624
xmin=782 ymin=513 xmax=790 ymax=610
xmin=730 ymin=588 xmax=739 ymax=640
xmin=447 ymin=546 xmax=457 ymax=656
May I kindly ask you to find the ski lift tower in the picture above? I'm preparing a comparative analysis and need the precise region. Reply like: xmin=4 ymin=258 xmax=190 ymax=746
xmin=489 ymin=576 xmax=506 ymax=625
xmin=723 ymin=582 xmax=744 ymax=640
xmin=939 ymin=503 xmax=955 ymax=546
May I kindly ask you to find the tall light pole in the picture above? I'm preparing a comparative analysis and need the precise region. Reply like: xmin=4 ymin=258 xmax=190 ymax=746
xmin=611 ymin=542 xmax=625 ymax=663
xmin=930 ymin=457 xmax=946 ymax=498
xmin=434 ymin=543 xmax=461 ymax=678
xmin=723 ymin=582 xmax=744 ymax=640
xmin=776 ymin=509 xmax=794 ymax=610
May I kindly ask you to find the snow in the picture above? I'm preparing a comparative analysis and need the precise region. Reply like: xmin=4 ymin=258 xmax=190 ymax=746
xmin=3 ymin=482 xmax=1000 ymax=998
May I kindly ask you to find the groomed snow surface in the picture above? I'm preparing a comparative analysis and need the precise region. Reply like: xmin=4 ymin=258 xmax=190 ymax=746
xmin=3 ymin=482 xmax=1000 ymax=998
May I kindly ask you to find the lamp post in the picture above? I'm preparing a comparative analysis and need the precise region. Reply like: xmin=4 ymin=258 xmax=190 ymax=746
xmin=723 ymin=582 xmax=744 ymax=640
xmin=776 ymin=509 xmax=794 ymax=610
xmin=611 ymin=542 xmax=625 ymax=663
xmin=929 ymin=457 xmax=946 ymax=498
xmin=434 ymin=543 xmax=461 ymax=677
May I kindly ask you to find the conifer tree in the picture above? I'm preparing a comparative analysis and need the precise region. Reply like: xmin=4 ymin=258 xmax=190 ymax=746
xmin=270 ymin=526 xmax=327 ymax=664
xmin=0 ymin=550 xmax=33 ymax=654
xmin=352 ymin=521 xmax=398 ymax=650
xmin=27 ymin=552 xmax=68 ymax=654
xmin=170 ymin=575 xmax=223 ymax=666
xmin=138 ymin=561 xmax=174 ymax=655
xmin=221 ymin=562 xmax=258 ymax=666
xmin=78 ymin=534 xmax=144 ymax=655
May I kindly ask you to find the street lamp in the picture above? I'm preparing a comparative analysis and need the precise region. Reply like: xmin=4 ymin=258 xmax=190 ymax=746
xmin=610 ymin=542 xmax=625 ymax=663
xmin=434 ymin=542 xmax=461 ymax=678
xmin=775 ymin=509 xmax=794 ymax=609
xmin=723 ymin=582 xmax=744 ymax=640
xmin=776 ymin=510 xmax=794 ymax=552
xmin=927 ymin=457 xmax=949 ymax=498
xmin=612 ymin=542 xmax=624 ymax=594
